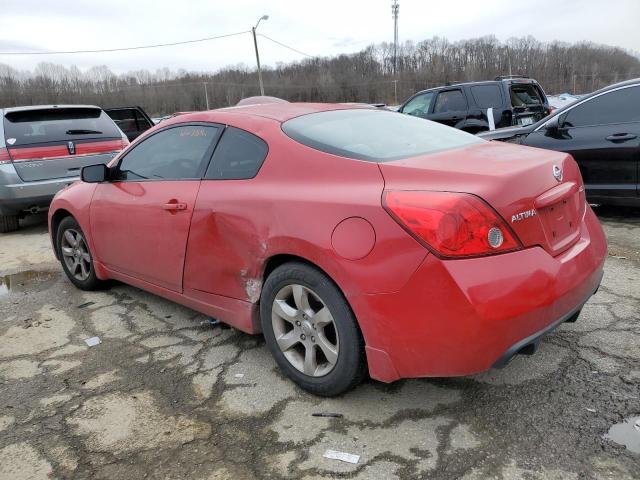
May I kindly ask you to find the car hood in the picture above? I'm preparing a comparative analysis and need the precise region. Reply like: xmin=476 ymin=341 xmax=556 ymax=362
xmin=378 ymin=141 xmax=586 ymax=256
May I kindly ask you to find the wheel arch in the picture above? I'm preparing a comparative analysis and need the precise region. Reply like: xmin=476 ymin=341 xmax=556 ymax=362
xmin=50 ymin=208 xmax=74 ymax=259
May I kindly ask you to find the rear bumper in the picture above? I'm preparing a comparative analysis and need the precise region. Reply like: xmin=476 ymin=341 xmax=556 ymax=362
xmin=355 ymin=206 xmax=607 ymax=382
xmin=0 ymin=164 xmax=78 ymax=215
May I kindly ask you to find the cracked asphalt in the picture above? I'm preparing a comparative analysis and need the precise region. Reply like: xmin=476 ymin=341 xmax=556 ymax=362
xmin=0 ymin=207 xmax=638 ymax=480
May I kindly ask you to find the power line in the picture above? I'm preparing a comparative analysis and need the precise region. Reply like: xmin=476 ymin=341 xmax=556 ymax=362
xmin=257 ymin=33 xmax=314 ymax=58
xmin=0 ymin=31 xmax=250 ymax=55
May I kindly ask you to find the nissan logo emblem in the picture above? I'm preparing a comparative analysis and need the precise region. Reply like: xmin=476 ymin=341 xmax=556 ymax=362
xmin=552 ymin=165 xmax=563 ymax=182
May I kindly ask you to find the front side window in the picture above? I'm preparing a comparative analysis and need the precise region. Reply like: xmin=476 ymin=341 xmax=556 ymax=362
xmin=205 ymin=127 xmax=268 ymax=180
xmin=282 ymin=109 xmax=483 ymax=162
xmin=401 ymin=92 xmax=435 ymax=117
xmin=116 ymin=125 xmax=219 ymax=180
xmin=563 ymin=86 xmax=640 ymax=127
xmin=433 ymin=90 xmax=467 ymax=113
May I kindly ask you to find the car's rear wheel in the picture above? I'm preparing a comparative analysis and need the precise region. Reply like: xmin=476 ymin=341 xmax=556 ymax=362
xmin=0 ymin=214 xmax=19 ymax=233
xmin=260 ymin=262 xmax=366 ymax=396
xmin=56 ymin=216 xmax=103 ymax=290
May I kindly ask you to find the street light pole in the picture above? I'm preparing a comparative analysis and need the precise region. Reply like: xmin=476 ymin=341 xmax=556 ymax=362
xmin=252 ymin=15 xmax=269 ymax=96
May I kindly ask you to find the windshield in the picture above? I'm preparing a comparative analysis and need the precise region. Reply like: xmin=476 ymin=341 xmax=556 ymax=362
xmin=282 ymin=109 xmax=483 ymax=162
xmin=3 ymin=107 xmax=121 ymax=146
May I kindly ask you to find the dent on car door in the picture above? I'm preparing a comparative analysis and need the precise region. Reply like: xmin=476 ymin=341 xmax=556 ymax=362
xmin=428 ymin=89 xmax=468 ymax=128
xmin=89 ymin=124 xmax=221 ymax=291
xmin=182 ymin=126 xmax=270 ymax=301
xmin=524 ymin=85 xmax=640 ymax=200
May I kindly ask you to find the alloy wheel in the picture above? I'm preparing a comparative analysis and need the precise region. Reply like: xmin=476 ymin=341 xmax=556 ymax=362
xmin=271 ymin=284 xmax=339 ymax=377
xmin=60 ymin=228 xmax=92 ymax=281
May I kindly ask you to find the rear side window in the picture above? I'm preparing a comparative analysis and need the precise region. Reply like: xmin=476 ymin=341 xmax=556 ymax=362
xmin=562 ymin=86 xmax=640 ymax=127
xmin=510 ymin=84 xmax=543 ymax=107
xmin=470 ymin=85 xmax=503 ymax=109
xmin=433 ymin=90 xmax=467 ymax=113
xmin=205 ymin=127 xmax=268 ymax=180
xmin=3 ymin=108 xmax=121 ymax=146
xmin=282 ymin=109 xmax=483 ymax=162
xmin=116 ymin=125 xmax=219 ymax=181
xmin=107 ymin=109 xmax=152 ymax=134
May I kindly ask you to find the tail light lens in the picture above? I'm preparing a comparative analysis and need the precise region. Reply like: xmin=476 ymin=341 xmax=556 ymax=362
xmin=0 ymin=147 xmax=11 ymax=164
xmin=384 ymin=191 xmax=522 ymax=258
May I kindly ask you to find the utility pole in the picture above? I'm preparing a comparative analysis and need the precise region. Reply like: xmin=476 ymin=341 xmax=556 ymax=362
xmin=393 ymin=79 xmax=398 ymax=105
xmin=203 ymin=82 xmax=209 ymax=110
xmin=252 ymin=15 xmax=269 ymax=96
xmin=391 ymin=1 xmax=399 ymax=75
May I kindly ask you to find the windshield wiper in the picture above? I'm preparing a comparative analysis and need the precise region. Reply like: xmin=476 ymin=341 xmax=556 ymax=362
xmin=66 ymin=129 xmax=102 ymax=135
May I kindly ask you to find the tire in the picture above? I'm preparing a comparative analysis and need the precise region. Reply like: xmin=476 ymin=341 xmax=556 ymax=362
xmin=56 ymin=216 xmax=103 ymax=291
xmin=0 ymin=214 xmax=19 ymax=233
xmin=260 ymin=262 xmax=366 ymax=396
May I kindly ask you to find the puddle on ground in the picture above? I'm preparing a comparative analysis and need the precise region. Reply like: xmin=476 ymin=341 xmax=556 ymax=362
xmin=605 ymin=416 xmax=640 ymax=454
xmin=0 ymin=270 xmax=56 ymax=297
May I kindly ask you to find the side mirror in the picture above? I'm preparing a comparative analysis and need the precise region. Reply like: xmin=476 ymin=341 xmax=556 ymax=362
xmin=544 ymin=116 xmax=561 ymax=134
xmin=81 ymin=164 xmax=109 ymax=183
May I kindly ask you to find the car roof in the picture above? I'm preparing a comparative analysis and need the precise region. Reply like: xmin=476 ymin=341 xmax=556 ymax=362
xmin=531 ymin=77 xmax=640 ymax=129
xmin=177 ymin=102 xmax=373 ymax=124
xmin=1 ymin=104 xmax=102 ymax=114
xmin=408 ymin=78 xmax=540 ymax=97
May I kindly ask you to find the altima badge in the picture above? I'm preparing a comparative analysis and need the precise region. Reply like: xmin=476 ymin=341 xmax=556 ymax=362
xmin=511 ymin=209 xmax=537 ymax=223
xmin=553 ymin=165 xmax=563 ymax=182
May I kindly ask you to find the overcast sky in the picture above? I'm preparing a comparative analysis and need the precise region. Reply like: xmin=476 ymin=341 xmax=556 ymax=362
xmin=1 ymin=0 xmax=638 ymax=74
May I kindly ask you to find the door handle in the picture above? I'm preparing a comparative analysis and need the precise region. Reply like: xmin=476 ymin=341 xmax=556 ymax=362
xmin=605 ymin=133 xmax=637 ymax=142
xmin=162 ymin=201 xmax=187 ymax=211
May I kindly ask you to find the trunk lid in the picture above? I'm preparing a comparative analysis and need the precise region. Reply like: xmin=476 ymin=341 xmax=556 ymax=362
xmin=378 ymin=141 xmax=586 ymax=257
xmin=3 ymin=107 xmax=124 ymax=182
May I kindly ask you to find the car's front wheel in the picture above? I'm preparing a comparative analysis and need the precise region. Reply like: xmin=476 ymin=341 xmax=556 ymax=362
xmin=56 ymin=216 xmax=103 ymax=290
xmin=260 ymin=262 xmax=366 ymax=396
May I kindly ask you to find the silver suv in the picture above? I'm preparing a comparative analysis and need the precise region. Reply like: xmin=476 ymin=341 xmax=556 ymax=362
xmin=0 ymin=105 xmax=128 ymax=232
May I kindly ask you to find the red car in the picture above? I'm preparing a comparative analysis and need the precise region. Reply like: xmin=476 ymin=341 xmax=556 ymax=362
xmin=48 ymin=103 xmax=607 ymax=396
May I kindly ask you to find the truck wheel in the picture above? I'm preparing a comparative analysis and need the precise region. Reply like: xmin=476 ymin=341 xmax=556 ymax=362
xmin=260 ymin=262 xmax=366 ymax=396
xmin=0 ymin=215 xmax=19 ymax=233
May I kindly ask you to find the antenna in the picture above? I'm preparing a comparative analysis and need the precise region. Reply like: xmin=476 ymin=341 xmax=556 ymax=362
xmin=391 ymin=0 xmax=399 ymax=75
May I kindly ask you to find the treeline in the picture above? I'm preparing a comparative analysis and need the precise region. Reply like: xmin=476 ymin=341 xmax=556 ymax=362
xmin=1 ymin=35 xmax=639 ymax=116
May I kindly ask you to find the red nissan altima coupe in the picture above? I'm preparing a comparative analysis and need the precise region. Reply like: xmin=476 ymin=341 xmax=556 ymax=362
xmin=48 ymin=103 xmax=607 ymax=396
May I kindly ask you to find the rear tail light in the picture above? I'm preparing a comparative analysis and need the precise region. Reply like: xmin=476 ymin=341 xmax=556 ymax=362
xmin=0 ymin=147 xmax=11 ymax=164
xmin=383 ymin=191 xmax=522 ymax=258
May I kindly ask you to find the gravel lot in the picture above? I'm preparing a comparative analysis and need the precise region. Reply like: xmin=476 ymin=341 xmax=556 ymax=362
xmin=0 ymin=207 xmax=638 ymax=480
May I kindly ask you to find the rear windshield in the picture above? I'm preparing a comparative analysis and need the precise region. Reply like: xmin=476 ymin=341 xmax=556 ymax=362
xmin=3 ymin=108 xmax=121 ymax=146
xmin=509 ymin=84 xmax=544 ymax=107
xmin=282 ymin=109 xmax=483 ymax=162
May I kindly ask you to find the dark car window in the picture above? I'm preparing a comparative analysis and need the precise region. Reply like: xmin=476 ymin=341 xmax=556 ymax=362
xmin=205 ymin=127 xmax=268 ymax=180
xmin=562 ymin=86 xmax=640 ymax=128
xmin=510 ymin=84 xmax=543 ymax=107
xmin=470 ymin=85 xmax=503 ymax=109
xmin=282 ymin=109 xmax=483 ymax=162
xmin=107 ymin=109 xmax=152 ymax=134
xmin=401 ymin=92 xmax=435 ymax=116
xmin=433 ymin=90 xmax=467 ymax=113
xmin=116 ymin=125 xmax=219 ymax=181
xmin=3 ymin=108 xmax=121 ymax=146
